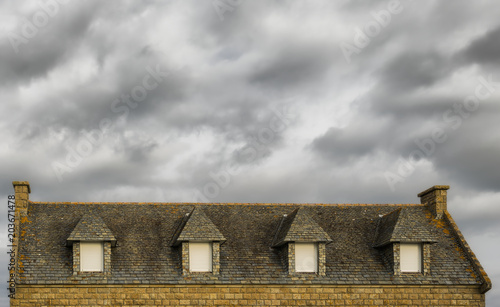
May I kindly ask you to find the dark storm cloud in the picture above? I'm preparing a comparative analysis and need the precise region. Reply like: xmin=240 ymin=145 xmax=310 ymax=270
xmin=310 ymin=93 xmax=462 ymax=167
xmin=195 ymin=0 xmax=259 ymax=45
xmin=15 ymin=50 xmax=191 ymax=142
xmin=311 ymin=125 xmax=382 ymax=163
xmin=117 ymin=134 xmax=159 ymax=164
xmin=428 ymin=114 xmax=500 ymax=192
xmin=378 ymin=51 xmax=453 ymax=93
xmin=248 ymin=42 xmax=334 ymax=90
xmin=0 ymin=1 xmax=102 ymax=86
xmin=461 ymin=25 xmax=500 ymax=65
xmin=2 ymin=1 xmax=500 ymax=304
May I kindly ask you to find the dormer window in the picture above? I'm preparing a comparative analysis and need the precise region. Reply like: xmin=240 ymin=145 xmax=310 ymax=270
xmin=66 ymin=214 xmax=116 ymax=275
xmin=295 ymin=242 xmax=318 ymax=273
xmin=80 ymin=241 xmax=104 ymax=272
xmin=272 ymin=208 xmax=332 ymax=276
xmin=189 ymin=242 xmax=213 ymax=272
xmin=400 ymin=243 xmax=422 ymax=273
xmin=170 ymin=208 xmax=226 ymax=275
xmin=373 ymin=208 xmax=436 ymax=276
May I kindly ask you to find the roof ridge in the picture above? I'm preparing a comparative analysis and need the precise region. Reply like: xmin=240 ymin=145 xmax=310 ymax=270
xmin=29 ymin=201 xmax=424 ymax=207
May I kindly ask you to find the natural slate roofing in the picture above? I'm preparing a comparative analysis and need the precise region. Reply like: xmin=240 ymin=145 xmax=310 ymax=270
xmin=67 ymin=213 xmax=117 ymax=246
xmin=18 ymin=201 xmax=485 ymax=288
xmin=373 ymin=207 xmax=437 ymax=247
xmin=170 ymin=208 xmax=226 ymax=246
xmin=272 ymin=208 xmax=332 ymax=247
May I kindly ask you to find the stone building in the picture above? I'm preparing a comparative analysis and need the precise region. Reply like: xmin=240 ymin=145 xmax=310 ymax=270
xmin=10 ymin=181 xmax=491 ymax=306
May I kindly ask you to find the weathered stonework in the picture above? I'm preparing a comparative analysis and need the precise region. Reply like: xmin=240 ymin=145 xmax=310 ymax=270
xmin=418 ymin=185 xmax=449 ymax=219
xmin=212 ymin=242 xmax=221 ymax=275
xmin=181 ymin=242 xmax=189 ymax=275
xmin=11 ymin=182 xmax=491 ymax=306
xmin=284 ymin=243 xmax=326 ymax=275
xmin=393 ymin=243 xmax=401 ymax=276
xmin=318 ymin=242 xmax=326 ymax=276
xmin=11 ymin=181 xmax=30 ymax=298
xmin=181 ymin=242 xmax=221 ymax=275
xmin=287 ymin=242 xmax=295 ymax=274
xmin=423 ymin=243 xmax=431 ymax=276
xmin=71 ymin=241 xmax=112 ymax=276
xmin=11 ymin=284 xmax=485 ymax=307
xmin=390 ymin=243 xmax=431 ymax=276
xmin=71 ymin=241 xmax=80 ymax=275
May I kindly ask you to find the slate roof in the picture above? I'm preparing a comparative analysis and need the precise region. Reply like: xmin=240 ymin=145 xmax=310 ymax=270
xmin=272 ymin=208 xmax=332 ymax=246
xmin=170 ymin=208 xmax=226 ymax=246
xmin=67 ymin=213 xmax=117 ymax=246
xmin=373 ymin=207 xmax=438 ymax=247
xmin=18 ymin=201 xmax=487 ymax=288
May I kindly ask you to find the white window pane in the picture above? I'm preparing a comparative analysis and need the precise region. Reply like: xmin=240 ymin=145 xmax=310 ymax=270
xmin=295 ymin=243 xmax=317 ymax=272
xmin=400 ymin=244 xmax=422 ymax=272
xmin=189 ymin=242 xmax=212 ymax=272
xmin=80 ymin=242 xmax=103 ymax=272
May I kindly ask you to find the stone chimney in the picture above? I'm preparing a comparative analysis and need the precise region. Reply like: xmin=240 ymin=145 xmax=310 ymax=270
xmin=12 ymin=181 xmax=31 ymax=215
xmin=11 ymin=181 xmax=31 ymax=287
xmin=418 ymin=185 xmax=449 ymax=219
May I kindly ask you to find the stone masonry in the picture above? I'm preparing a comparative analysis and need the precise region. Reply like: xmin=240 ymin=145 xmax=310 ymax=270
xmin=10 ymin=181 xmax=491 ymax=306
xmin=12 ymin=285 xmax=484 ymax=306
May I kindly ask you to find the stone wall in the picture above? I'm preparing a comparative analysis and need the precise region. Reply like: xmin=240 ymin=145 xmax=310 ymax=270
xmin=11 ymin=284 xmax=484 ymax=306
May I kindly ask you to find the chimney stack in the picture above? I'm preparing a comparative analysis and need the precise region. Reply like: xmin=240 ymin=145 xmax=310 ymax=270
xmin=418 ymin=185 xmax=449 ymax=219
xmin=12 ymin=181 xmax=31 ymax=214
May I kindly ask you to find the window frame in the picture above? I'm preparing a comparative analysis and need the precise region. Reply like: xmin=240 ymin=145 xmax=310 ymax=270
xmin=188 ymin=241 xmax=213 ymax=272
xmin=295 ymin=242 xmax=318 ymax=273
xmin=400 ymin=243 xmax=422 ymax=273
xmin=79 ymin=241 xmax=104 ymax=272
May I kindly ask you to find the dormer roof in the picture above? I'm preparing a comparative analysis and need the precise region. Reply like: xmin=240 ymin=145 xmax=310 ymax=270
xmin=170 ymin=207 xmax=226 ymax=246
xmin=67 ymin=213 xmax=117 ymax=246
xmin=272 ymin=208 xmax=332 ymax=247
xmin=373 ymin=207 xmax=437 ymax=247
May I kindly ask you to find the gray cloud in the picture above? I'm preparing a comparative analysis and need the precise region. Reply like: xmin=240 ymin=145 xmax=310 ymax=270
xmin=0 ymin=1 xmax=102 ymax=86
xmin=462 ymin=25 xmax=500 ymax=65
xmin=1 ymin=1 xmax=500 ymax=305
xmin=311 ymin=124 xmax=383 ymax=163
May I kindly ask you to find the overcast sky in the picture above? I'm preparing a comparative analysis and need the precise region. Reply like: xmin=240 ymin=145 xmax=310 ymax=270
xmin=1 ymin=0 xmax=499 ymax=305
